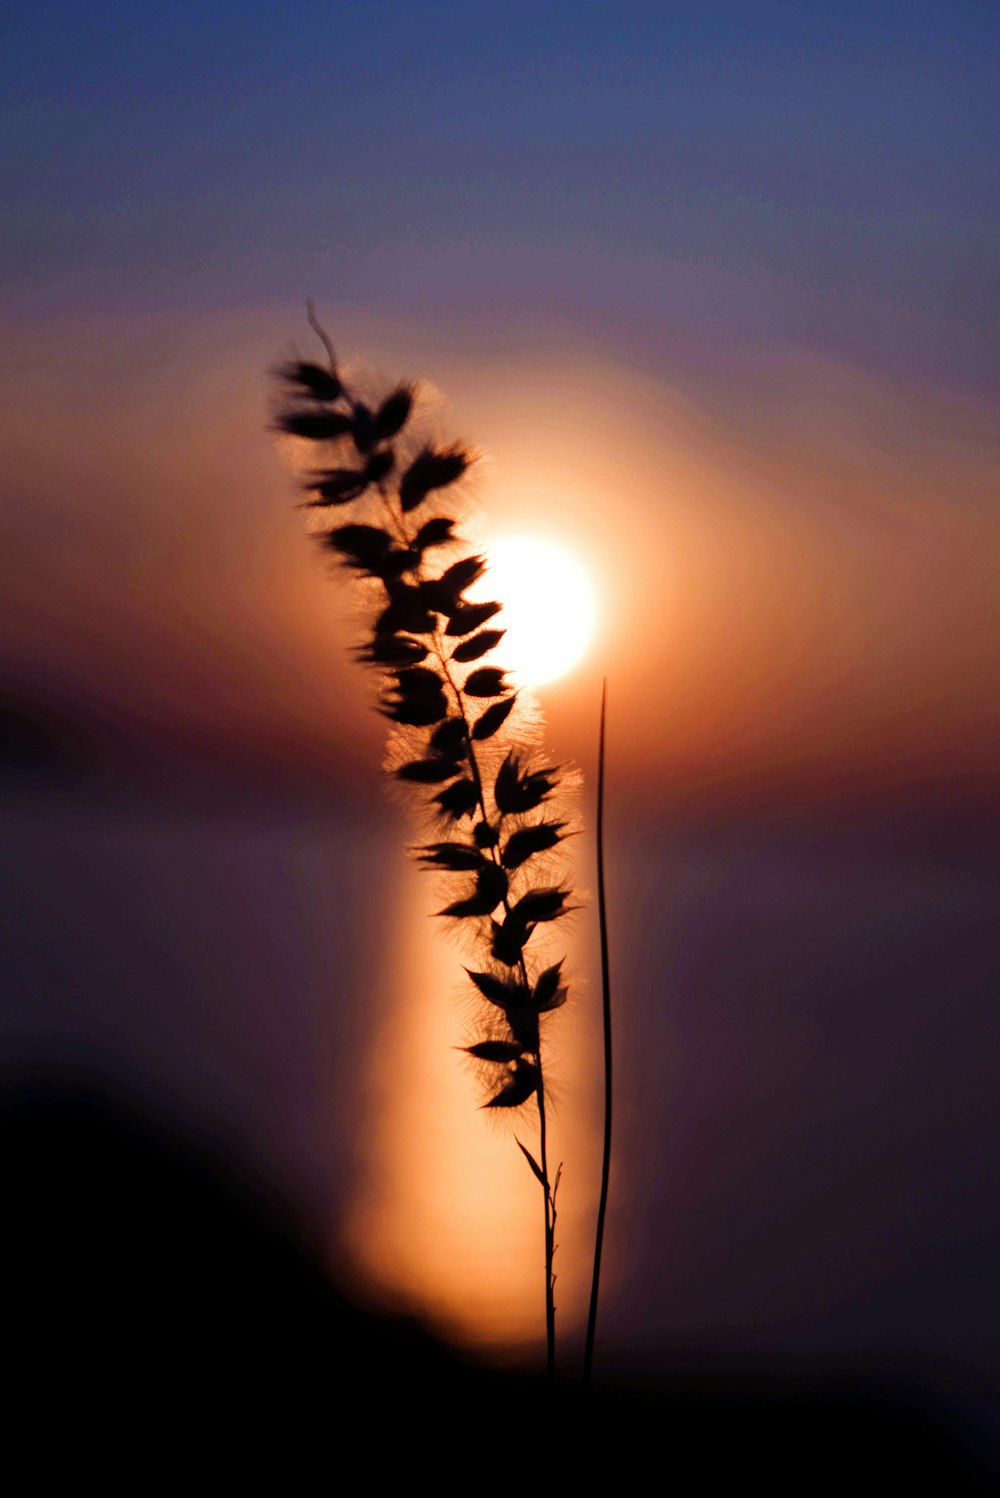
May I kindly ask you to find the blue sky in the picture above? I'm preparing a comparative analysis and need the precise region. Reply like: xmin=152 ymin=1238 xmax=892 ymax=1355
xmin=4 ymin=0 xmax=998 ymax=390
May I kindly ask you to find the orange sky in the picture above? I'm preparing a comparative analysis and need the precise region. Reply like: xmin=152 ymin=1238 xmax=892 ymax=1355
xmin=3 ymin=307 xmax=997 ymax=811
xmin=3 ymin=306 xmax=997 ymax=1363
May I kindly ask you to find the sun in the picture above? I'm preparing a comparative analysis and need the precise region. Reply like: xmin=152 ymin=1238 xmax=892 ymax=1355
xmin=474 ymin=535 xmax=596 ymax=686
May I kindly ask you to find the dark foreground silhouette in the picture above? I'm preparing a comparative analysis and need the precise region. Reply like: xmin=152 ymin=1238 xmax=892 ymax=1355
xmin=5 ymin=1081 xmax=994 ymax=1487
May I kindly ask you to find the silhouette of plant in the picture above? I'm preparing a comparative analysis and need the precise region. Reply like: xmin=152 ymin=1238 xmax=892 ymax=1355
xmin=274 ymin=312 xmax=578 ymax=1379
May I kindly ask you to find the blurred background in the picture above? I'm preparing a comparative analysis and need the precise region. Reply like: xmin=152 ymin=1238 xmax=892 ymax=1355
xmin=2 ymin=0 xmax=997 ymax=1452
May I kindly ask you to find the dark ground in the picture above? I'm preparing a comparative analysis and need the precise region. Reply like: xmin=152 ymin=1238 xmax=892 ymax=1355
xmin=6 ymin=1082 xmax=995 ymax=1487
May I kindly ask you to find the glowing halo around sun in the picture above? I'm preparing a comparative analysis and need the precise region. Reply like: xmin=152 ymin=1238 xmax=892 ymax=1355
xmin=474 ymin=536 xmax=597 ymax=686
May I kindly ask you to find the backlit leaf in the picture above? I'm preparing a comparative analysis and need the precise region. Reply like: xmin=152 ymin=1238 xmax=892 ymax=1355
xmin=305 ymin=468 xmax=368 ymax=505
xmin=516 ymin=1139 xmax=547 ymax=1187
xmin=279 ymin=411 xmax=353 ymax=440
xmin=445 ymin=601 xmax=502 ymax=637
xmin=476 ymin=862 xmax=509 ymax=910
xmin=414 ymin=517 xmax=455 ymax=550
xmin=377 ymin=589 xmax=437 ymax=636
xmin=396 ymin=759 xmax=461 ymax=784
xmin=435 ymin=779 xmax=479 ymax=819
xmin=381 ymin=693 xmax=448 ymax=727
xmin=365 ymin=448 xmax=394 ymax=484
xmin=465 ymin=1040 xmax=525 ymax=1063
xmin=491 ymin=915 xmax=528 ymax=966
xmin=280 ymin=362 xmax=342 ymax=401
xmin=451 ymin=630 xmax=504 ymax=663
xmin=356 ymin=634 xmax=427 ymax=667
xmin=429 ymin=718 xmax=468 ymax=756
xmin=485 ymin=1060 xmax=539 ymax=1109
xmin=374 ymin=386 xmax=413 ymax=440
xmin=511 ymin=888 xmax=568 ymax=924
xmin=326 ymin=524 xmax=393 ymax=567
xmin=471 ymin=696 xmax=516 ymax=741
xmin=351 ymin=401 xmax=374 ymax=453
xmin=463 ymin=667 xmax=507 ymax=698
xmin=400 ymin=445 xmax=471 ymax=512
xmin=533 ymin=961 xmax=564 ymax=1011
xmin=501 ymin=822 xmax=565 ymax=869
xmin=465 ymin=970 xmax=526 ymax=1008
xmin=416 ymin=842 xmax=483 ymax=871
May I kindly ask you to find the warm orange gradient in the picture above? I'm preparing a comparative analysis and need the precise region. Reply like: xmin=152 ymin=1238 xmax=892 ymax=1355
xmin=3 ymin=310 xmax=996 ymax=807
xmin=339 ymin=862 xmax=600 ymax=1352
xmin=4 ymin=308 xmax=997 ymax=1348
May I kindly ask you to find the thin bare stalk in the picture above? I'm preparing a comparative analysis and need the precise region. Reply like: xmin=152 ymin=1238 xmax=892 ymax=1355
xmin=535 ymin=1060 xmax=557 ymax=1382
xmin=584 ymin=677 xmax=612 ymax=1390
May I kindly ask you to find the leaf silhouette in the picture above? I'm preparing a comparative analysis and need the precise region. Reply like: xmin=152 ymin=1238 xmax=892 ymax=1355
xmin=280 ymin=361 xmax=342 ymax=401
xmin=351 ymin=401 xmax=375 ymax=453
xmin=365 ymin=448 xmax=394 ymax=484
xmin=441 ymin=865 xmax=508 ymax=915
xmin=451 ymin=629 xmax=504 ymax=663
xmin=465 ymin=1040 xmax=525 ymax=1063
xmin=445 ymin=601 xmax=502 ymax=637
xmin=490 ymin=915 xmax=528 ymax=966
xmin=516 ymin=1138 xmax=548 ymax=1187
xmin=463 ymin=667 xmax=507 ymax=698
xmin=279 ymin=411 xmax=353 ymax=440
xmin=393 ymin=666 xmax=444 ymax=698
xmin=439 ymin=555 xmax=486 ymax=595
xmin=356 ymin=634 xmax=428 ymax=667
xmin=511 ymin=888 xmax=569 ymax=924
xmin=383 ymin=667 xmax=448 ymax=726
xmin=305 ymin=468 xmax=369 ymax=505
xmin=465 ymin=970 xmax=527 ymax=1009
xmin=533 ymin=961 xmax=564 ymax=1011
xmin=494 ymin=753 xmax=556 ymax=814
xmin=429 ymin=718 xmax=469 ymax=756
xmin=382 ymin=693 xmax=448 ymax=727
xmin=435 ymin=779 xmax=479 ymax=819
xmin=374 ymin=386 xmax=413 ymax=440
xmin=476 ymin=862 xmax=509 ymax=910
xmin=414 ymin=517 xmax=456 ymax=550
xmin=365 ymin=546 xmax=421 ymax=582
xmin=417 ymin=842 xmax=484 ymax=871
xmin=420 ymin=556 xmax=486 ymax=613
xmin=500 ymin=822 xmax=566 ymax=869
xmin=471 ymin=696 xmax=516 ymax=741
xmin=396 ymin=759 xmax=461 ymax=785
xmin=400 ymin=445 xmax=471 ymax=512
xmin=376 ymin=588 xmax=437 ymax=636
xmin=326 ymin=524 xmax=393 ymax=567
xmin=485 ymin=1059 xmax=539 ymax=1109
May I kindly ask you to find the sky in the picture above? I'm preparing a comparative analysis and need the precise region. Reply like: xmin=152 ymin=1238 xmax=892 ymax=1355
xmin=4 ymin=1 xmax=998 ymax=391
xmin=3 ymin=0 xmax=998 ymax=1423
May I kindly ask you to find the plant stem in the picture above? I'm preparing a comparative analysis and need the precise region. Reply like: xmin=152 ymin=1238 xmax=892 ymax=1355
xmin=436 ymin=646 xmax=557 ymax=1383
xmin=535 ymin=1056 xmax=556 ymax=1383
xmin=584 ymin=677 xmax=612 ymax=1391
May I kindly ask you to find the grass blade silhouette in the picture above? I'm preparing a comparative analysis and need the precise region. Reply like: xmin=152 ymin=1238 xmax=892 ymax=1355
xmin=584 ymin=678 xmax=612 ymax=1389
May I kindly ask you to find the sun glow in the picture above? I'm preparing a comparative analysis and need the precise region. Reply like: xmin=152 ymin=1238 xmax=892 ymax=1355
xmin=475 ymin=536 xmax=596 ymax=686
